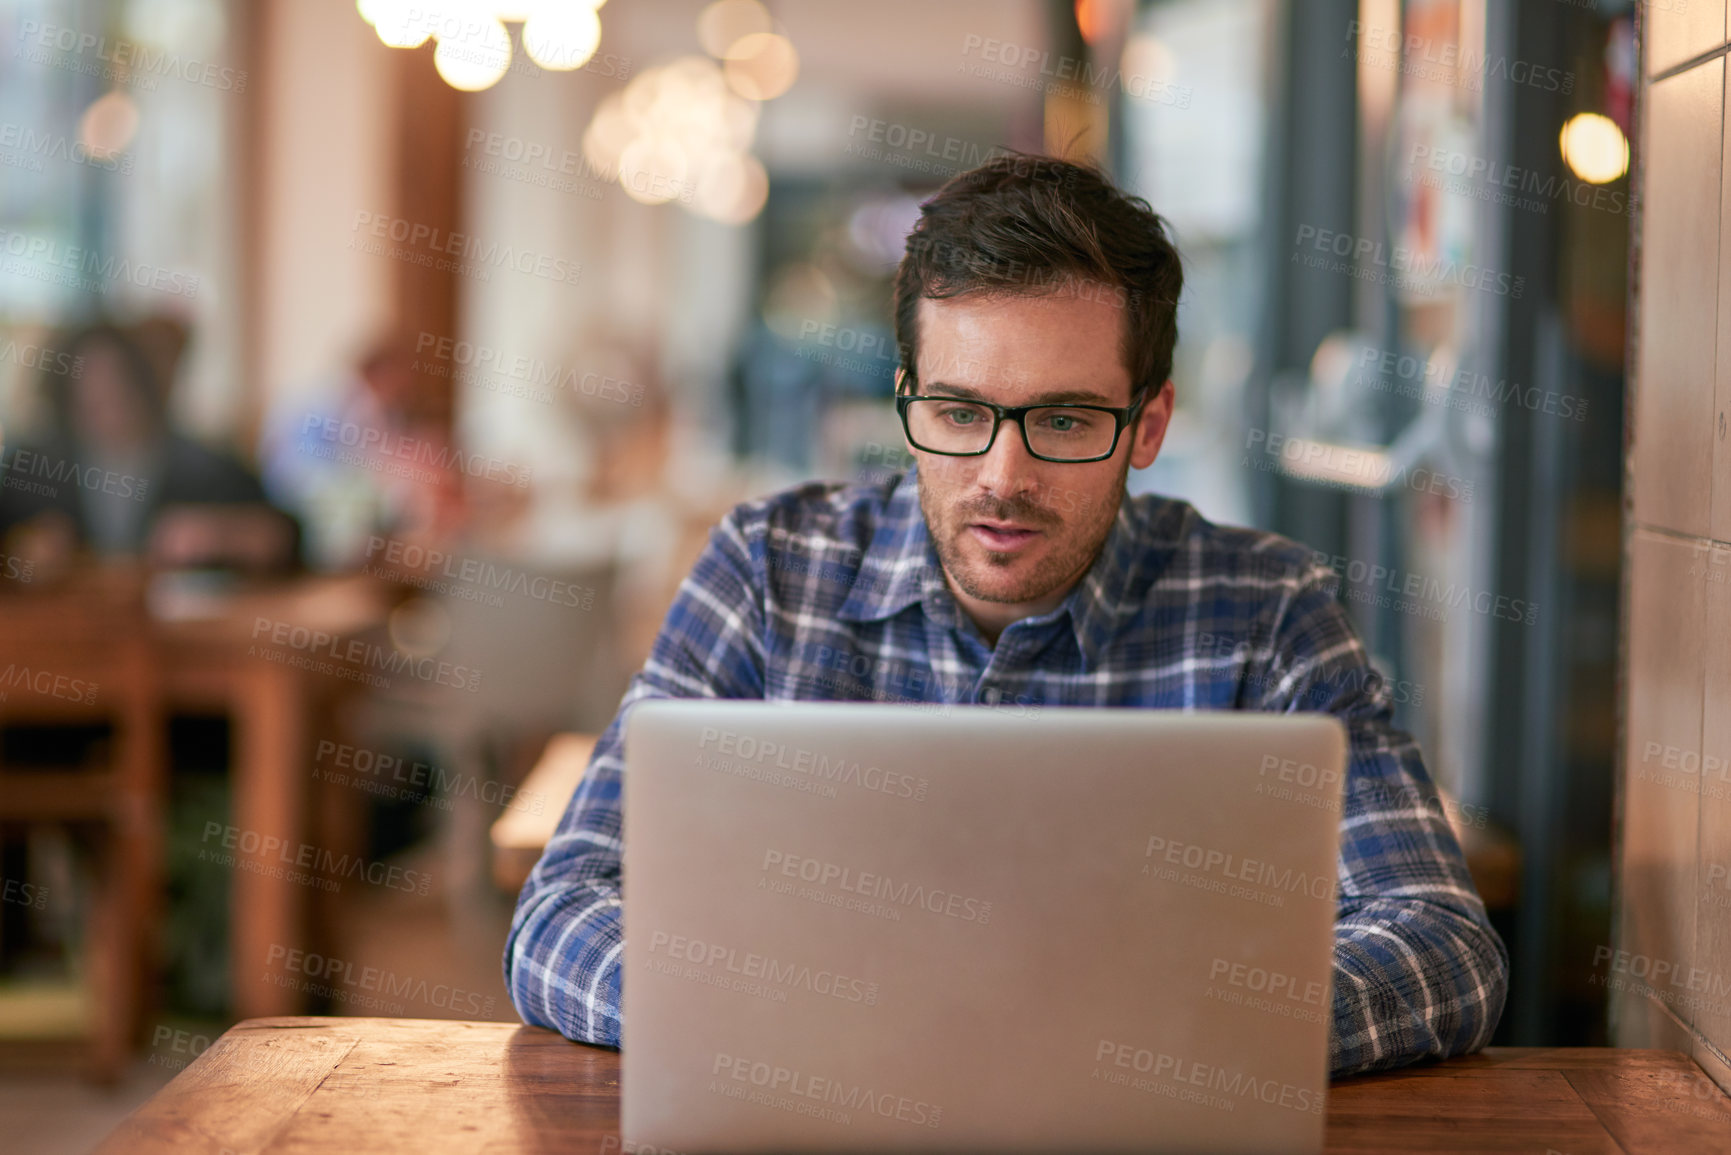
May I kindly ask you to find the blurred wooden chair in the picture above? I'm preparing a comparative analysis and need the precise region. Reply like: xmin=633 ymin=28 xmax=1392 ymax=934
xmin=0 ymin=570 xmax=162 ymax=1081
xmin=354 ymin=557 xmax=623 ymax=919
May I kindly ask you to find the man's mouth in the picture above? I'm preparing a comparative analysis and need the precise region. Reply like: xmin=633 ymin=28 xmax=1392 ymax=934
xmin=967 ymin=521 xmax=1041 ymax=552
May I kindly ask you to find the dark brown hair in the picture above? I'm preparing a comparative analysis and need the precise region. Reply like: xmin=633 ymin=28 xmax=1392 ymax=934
xmin=892 ymin=154 xmax=1183 ymax=402
xmin=43 ymin=322 xmax=165 ymax=439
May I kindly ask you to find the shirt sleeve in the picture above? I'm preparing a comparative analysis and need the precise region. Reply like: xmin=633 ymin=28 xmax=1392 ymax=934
xmin=502 ymin=509 xmax=767 ymax=1045
xmin=1249 ymin=562 xmax=1510 ymax=1080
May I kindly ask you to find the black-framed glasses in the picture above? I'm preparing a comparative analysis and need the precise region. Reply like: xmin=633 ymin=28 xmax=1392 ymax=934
xmin=895 ymin=388 xmax=1148 ymax=463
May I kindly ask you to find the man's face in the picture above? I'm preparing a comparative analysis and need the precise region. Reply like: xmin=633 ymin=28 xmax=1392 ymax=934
xmin=910 ymin=290 xmax=1172 ymax=630
xmin=72 ymin=343 xmax=153 ymax=452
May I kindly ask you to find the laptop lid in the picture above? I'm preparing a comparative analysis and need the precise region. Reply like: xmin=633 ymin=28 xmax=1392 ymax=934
xmin=623 ymin=701 xmax=1347 ymax=1154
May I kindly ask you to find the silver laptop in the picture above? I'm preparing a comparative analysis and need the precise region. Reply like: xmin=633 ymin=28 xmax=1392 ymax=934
xmin=623 ymin=702 xmax=1347 ymax=1154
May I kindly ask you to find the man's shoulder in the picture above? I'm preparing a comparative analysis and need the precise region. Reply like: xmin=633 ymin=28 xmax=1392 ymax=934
xmin=1126 ymin=492 xmax=1331 ymax=593
xmin=723 ymin=473 xmax=905 ymax=557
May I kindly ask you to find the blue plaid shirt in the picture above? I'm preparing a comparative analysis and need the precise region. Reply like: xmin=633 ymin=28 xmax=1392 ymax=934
xmin=504 ymin=468 xmax=1508 ymax=1079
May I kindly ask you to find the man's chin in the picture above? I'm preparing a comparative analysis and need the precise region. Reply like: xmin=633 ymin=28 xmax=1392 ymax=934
xmin=948 ymin=550 xmax=1057 ymax=605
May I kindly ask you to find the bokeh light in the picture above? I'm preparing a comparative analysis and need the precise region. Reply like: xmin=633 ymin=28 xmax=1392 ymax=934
xmin=367 ymin=0 xmax=432 ymax=49
xmin=1074 ymin=0 xmax=1125 ymax=46
xmin=79 ymin=90 xmax=141 ymax=159
xmin=522 ymin=5 xmax=601 ymax=71
xmin=691 ymin=152 xmax=769 ymax=225
xmin=586 ymin=55 xmax=768 ymax=222
xmin=618 ymin=138 xmax=691 ymax=205
xmin=433 ymin=15 xmax=512 ymax=91
xmin=1559 ymin=112 xmax=1629 ymax=184
xmin=723 ymin=32 xmax=799 ymax=101
xmin=697 ymin=0 xmax=771 ymax=58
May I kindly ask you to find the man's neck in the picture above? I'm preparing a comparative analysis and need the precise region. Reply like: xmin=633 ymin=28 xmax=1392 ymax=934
xmin=947 ymin=573 xmax=1082 ymax=648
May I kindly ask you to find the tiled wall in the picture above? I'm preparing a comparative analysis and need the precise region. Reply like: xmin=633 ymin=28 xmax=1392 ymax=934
xmin=1617 ymin=0 xmax=1731 ymax=1093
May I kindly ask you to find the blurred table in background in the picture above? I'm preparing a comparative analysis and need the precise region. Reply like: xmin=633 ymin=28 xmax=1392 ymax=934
xmin=95 ymin=1017 xmax=1731 ymax=1154
xmin=0 ymin=564 xmax=395 ymax=1075
xmin=489 ymin=732 xmax=595 ymax=893
xmin=147 ymin=569 xmax=395 ymax=1021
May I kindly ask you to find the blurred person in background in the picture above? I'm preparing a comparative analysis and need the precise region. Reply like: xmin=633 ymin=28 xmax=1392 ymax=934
xmin=0 ymin=322 xmax=298 ymax=574
xmin=260 ymin=332 xmax=465 ymax=571
xmin=477 ymin=339 xmax=705 ymax=672
xmin=130 ymin=312 xmax=193 ymax=413
xmin=501 ymin=344 xmax=671 ymax=526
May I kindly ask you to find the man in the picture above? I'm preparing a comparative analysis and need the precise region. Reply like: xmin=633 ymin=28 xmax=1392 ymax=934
xmin=504 ymin=155 xmax=1508 ymax=1080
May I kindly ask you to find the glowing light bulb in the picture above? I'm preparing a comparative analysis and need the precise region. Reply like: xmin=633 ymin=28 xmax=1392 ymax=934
xmin=522 ymin=5 xmax=601 ymax=70
xmin=433 ymin=15 xmax=512 ymax=90
xmin=370 ymin=0 xmax=432 ymax=48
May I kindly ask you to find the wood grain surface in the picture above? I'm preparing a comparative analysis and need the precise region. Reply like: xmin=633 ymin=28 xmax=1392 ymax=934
xmin=95 ymin=1018 xmax=1731 ymax=1154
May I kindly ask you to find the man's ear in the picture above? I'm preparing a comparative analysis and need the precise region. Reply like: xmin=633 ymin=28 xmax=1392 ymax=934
xmin=1128 ymin=380 xmax=1174 ymax=471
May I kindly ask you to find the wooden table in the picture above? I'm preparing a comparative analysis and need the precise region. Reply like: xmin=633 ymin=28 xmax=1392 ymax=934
xmin=96 ymin=1017 xmax=1731 ymax=1153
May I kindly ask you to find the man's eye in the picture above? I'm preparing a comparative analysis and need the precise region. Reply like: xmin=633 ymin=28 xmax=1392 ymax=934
xmin=1037 ymin=409 xmax=1097 ymax=433
xmin=940 ymin=407 xmax=983 ymax=425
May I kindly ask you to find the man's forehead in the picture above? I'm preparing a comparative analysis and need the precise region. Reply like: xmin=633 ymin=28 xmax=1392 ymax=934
xmin=913 ymin=292 xmax=1133 ymax=395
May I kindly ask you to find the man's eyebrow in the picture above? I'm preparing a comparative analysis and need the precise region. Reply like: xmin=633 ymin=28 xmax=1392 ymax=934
xmin=921 ymin=380 xmax=1121 ymax=406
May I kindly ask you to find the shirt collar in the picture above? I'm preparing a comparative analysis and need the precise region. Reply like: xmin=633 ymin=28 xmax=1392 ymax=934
xmin=837 ymin=470 xmax=1188 ymax=671
xmin=1061 ymin=500 xmax=1146 ymax=669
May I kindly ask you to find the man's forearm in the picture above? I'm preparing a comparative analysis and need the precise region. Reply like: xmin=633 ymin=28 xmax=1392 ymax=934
xmin=503 ymin=719 xmax=630 ymax=1047
xmin=503 ymin=507 xmax=771 ymax=1046
xmin=1328 ymin=895 xmax=1508 ymax=1078
xmin=505 ymin=875 xmax=625 ymax=1046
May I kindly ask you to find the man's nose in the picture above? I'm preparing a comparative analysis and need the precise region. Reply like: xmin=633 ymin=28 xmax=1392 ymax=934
xmin=974 ymin=417 xmax=1040 ymax=497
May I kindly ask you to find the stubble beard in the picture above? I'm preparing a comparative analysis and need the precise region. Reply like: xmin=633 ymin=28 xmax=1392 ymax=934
xmin=917 ymin=465 xmax=1127 ymax=607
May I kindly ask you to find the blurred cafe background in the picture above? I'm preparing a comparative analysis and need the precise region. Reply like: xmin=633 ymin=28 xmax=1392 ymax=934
xmin=0 ymin=0 xmax=1697 ymax=1148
